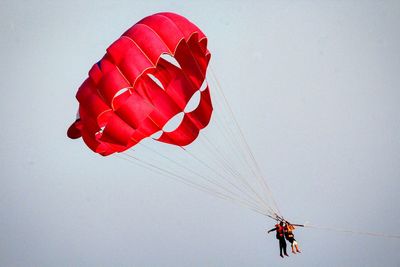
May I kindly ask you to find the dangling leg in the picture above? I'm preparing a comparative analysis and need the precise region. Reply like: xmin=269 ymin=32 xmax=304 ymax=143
xmin=293 ymin=240 xmax=301 ymax=253
xmin=290 ymin=240 xmax=296 ymax=254
xmin=282 ymin=239 xmax=289 ymax=257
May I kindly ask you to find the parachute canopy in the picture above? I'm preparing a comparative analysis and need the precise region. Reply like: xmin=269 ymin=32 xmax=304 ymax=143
xmin=67 ymin=12 xmax=212 ymax=156
xmin=68 ymin=12 xmax=282 ymax=221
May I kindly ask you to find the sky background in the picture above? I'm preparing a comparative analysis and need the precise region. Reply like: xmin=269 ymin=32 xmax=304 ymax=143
xmin=1 ymin=1 xmax=400 ymax=266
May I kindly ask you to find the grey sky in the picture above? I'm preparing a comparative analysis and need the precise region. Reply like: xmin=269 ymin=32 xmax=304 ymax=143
xmin=1 ymin=1 xmax=400 ymax=266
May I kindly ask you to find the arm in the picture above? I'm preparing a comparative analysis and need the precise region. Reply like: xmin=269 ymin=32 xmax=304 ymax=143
xmin=267 ymin=227 xmax=277 ymax=233
xmin=285 ymin=221 xmax=304 ymax=228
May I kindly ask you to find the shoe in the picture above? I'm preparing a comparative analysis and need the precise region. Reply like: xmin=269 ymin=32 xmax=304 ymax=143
xmin=280 ymin=254 xmax=284 ymax=258
xmin=284 ymin=253 xmax=289 ymax=257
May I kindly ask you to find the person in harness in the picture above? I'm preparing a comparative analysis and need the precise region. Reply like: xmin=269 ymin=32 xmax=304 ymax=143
xmin=284 ymin=221 xmax=301 ymax=254
xmin=267 ymin=221 xmax=289 ymax=258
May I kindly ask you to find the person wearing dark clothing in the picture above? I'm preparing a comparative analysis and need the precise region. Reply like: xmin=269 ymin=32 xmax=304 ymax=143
xmin=268 ymin=221 xmax=289 ymax=258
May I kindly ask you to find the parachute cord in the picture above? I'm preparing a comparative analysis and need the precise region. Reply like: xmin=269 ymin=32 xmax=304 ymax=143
xmin=194 ymin=135 xmax=271 ymax=213
xmin=211 ymin=67 xmax=282 ymax=216
xmin=133 ymin=142 xmax=264 ymax=210
xmin=267 ymin=214 xmax=281 ymax=222
xmin=207 ymin=71 xmax=276 ymax=210
xmin=194 ymin=133 xmax=277 ymax=217
xmin=127 ymin=71 xmax=269 ymax=213
xmin=178 ymin=146 xmax=272 ymax=214
xmin=197 ymin=132 xmax=277 ymax=216
xmin=211 ymin=75 xmax=280 ymax=216
xmin=209 ymin=89 xmax=265 ymax=191
xmin=206 ymin=105 xmax=272 ymax=197
xmin=209 ymin=66 xmax=282 ymax=217
xmin=209 ymin=90 xmax=278 ymax=215
xmin=115 ymin=153 xmax=271 ymax=217
xmin=305 ymin=224 xmax=400 ymax=239
xmin=119 ymin=153 xmax=265 ymax=214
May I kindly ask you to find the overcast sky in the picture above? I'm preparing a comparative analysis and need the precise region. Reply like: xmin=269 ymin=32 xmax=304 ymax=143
xmin=1 ymin=1 xmax=400 ymax=266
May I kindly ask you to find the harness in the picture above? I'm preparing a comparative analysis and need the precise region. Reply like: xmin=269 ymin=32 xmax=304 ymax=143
xmin=275 ymin=224 xmax=284 ymax=239
xmin=285 ymin=224 xmax=295 ymax=239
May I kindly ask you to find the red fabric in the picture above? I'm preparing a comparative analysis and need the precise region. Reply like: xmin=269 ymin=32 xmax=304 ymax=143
xmin=157 ymin=87 xmax=213 ymax=146
xmin=98 ymin=63 xmax=131 ymax=107
xmin=107 ymin=37 xmax=154 ymax=84
xmin=100 ymin=114 xmax=136 ymax=146
xmin=186 ymin=87 xmax=213 ymax=129
xmin=123 ymin=24 xmax=170 ymax=64
xmin=115 ymin=91 xmax=153 ymax=129
xmin=157 ymin=114 xmax=199 ymax=146
xmin=67 ymin=119 xmax=82 ymax=139
xmin=67 ymin=12 xmax=213 ymax=156
xmin=156 ymin=58 xmax=198 ymax=109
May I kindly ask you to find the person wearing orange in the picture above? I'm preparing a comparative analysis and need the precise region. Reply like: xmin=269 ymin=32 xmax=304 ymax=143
xmin=284 ymin=222 xmax=301 ymax=253
xmin=267 ymin=221 xmax=289 ymax=258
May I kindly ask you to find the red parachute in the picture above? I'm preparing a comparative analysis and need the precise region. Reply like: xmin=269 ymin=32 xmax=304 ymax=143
xmin=67 ymin=12 xmax=212 ymax=156
xmin=67 ymin=12 xmax=282 ymax=221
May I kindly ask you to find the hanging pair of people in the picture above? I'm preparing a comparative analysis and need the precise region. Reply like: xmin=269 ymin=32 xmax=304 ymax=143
xmin=267 ymin=221 xmax=301 ymax=258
